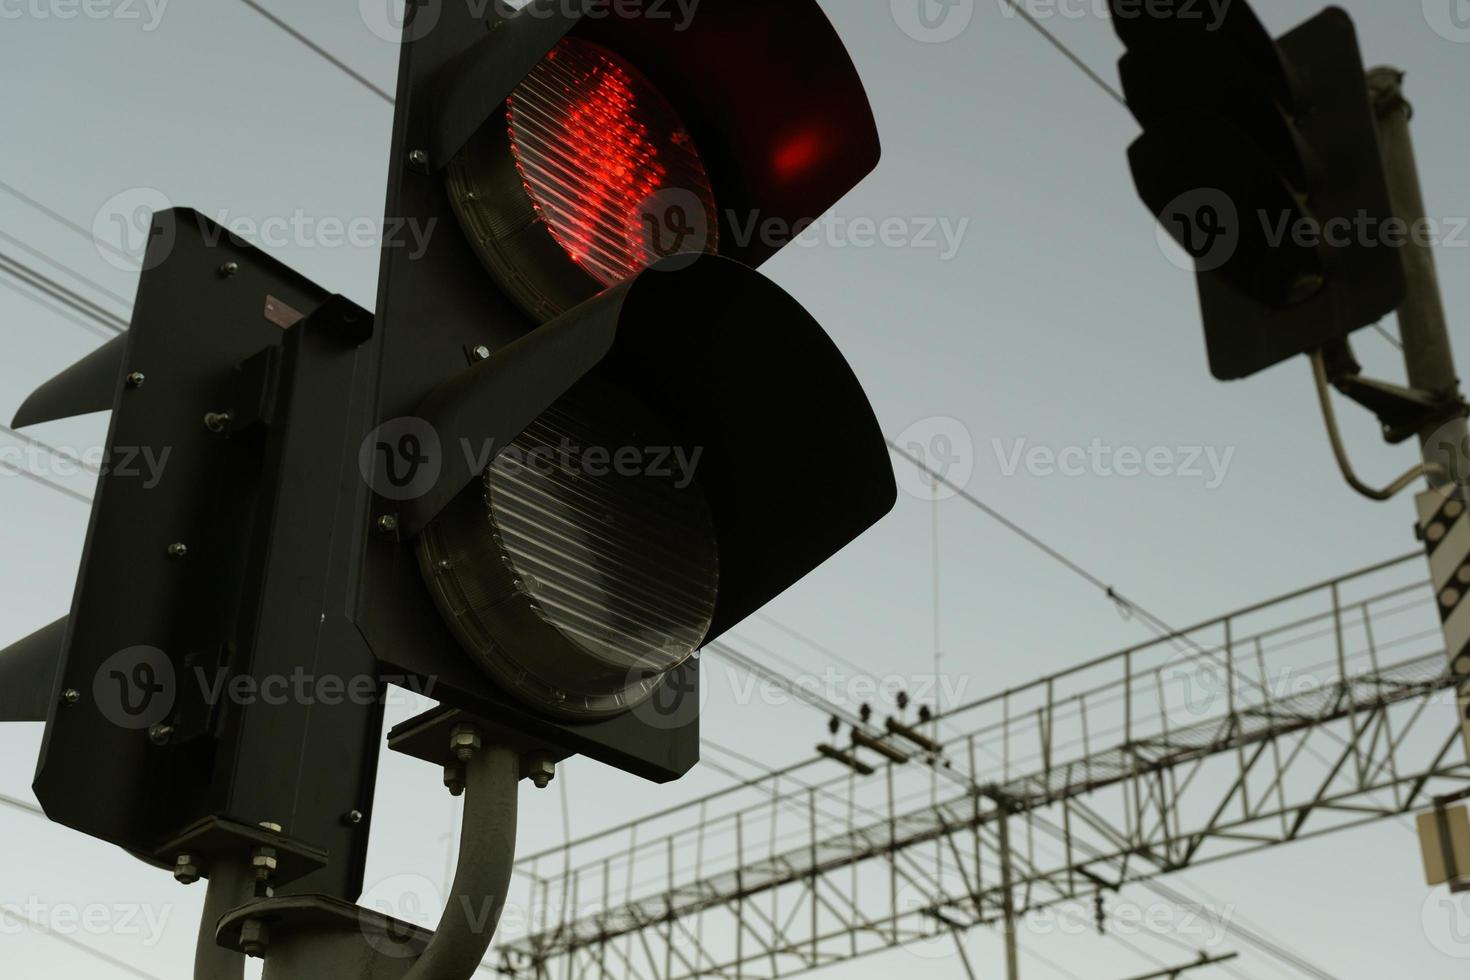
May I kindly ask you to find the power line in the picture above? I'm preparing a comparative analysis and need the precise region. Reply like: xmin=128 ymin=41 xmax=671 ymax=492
xmin=239 ymin=0 xmax=395 ymax=104
xmin=0 ymin=227 xmax=133 ymax=309
xmin=0 ymin=178 xmax=138 ymax=267
xmin=0 ymin=250 xmax=127 ymax=334
xmin=0 ymin=907 xmax=163 ymax=980
xmin=0 ymin=457 xmax=92 ymax=506
xmin=998 ymin=0 xmax=1127 ymax=107
xmin=1 ymin=424 xmax=102 ymax=475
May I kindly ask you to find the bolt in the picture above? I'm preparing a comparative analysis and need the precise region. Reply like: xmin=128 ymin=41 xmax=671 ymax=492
xmin=376 ymin=514 xmax=399 ymax=536
xmin=218 ymin=261 xmax=240 ymax=278
xmin=204 ymin=411 xmax=232 ymax=433
xmin=258 ymin=821 xmax=282 ymax=833
xmin=239 ymin=918 xmax=270 ymax=959
xmin=408 ymin=148 xmax=429 ymax=169
xmin=125 ymin=372 xmax=146 ymax=388
xmin=251 ymin=845 xmax=279 ymax=878
xmin=173 ymin=853 xmax=200 ymax=885
xmin=148 ymin=723 xmax=173 ymax=746
xmin=61 ymin=688 xmax=80 ymax=706
xmin=443 ymin=763 xmax=465 ymax=797
xmin=343 ymin=809 xmax=364 ymax=826
xmin=449 ymin=723 xmax=482 ymax=762
xmin=473 ymin=345 xmax=491 ymax=361
xmin=167 ymin=542 xmax=188 ymax=559
xmin=526 ymin=754 xmax=556 ymax=790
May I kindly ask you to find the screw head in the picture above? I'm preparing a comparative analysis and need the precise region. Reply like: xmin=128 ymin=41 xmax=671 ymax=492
xmin=343 ymin=809 xmax=364 ymax=826
xmin=218 ymin=261 xmax=240 ymax=278
xmin=148 ymin=723 xmax=173 ymax=746
xmin=473 ymin=345 xmax=491 ymax=361
xmin=376 ymin=514 xmax=399 ymax=535
xmin=408 ymin=149 xmax=429 ymax=168
xmin=203 ymin=411 xmax=232 ymax=433
xmin=167 ymin=542 xmax=188 ymax=559
xmin=125 ymin=372 xmax=145 ymax=388
xmin=61 ymin=688 xmax=80 ymax=706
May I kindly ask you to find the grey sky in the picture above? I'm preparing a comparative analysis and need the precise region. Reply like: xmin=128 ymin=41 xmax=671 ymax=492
xmin=2 ymin=0 xmax=1470 ymax=977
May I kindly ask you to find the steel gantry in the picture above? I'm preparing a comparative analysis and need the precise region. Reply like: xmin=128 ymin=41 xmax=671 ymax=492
xmin=494 ymin=553 xmax=1467 ymax=979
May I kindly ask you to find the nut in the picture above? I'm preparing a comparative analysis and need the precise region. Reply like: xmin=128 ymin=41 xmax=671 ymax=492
xmin=526 ymin=754 xmax=556 ymax=789
xmin=449 ymin=724 xmax=482 ymax=762
xmin=239 ymin=918 xmax=270 ymax=958
xmin=251 ymin=845 xmax=279 ymax=876
xmin=125 ymin=372 xmax=146 ymax=388
xmin=473 ymin=345 xmax=491 ymax=361
xmin=60 ymin=688 xmax=80 ymax=706
xmin=376 ymin=514 xmax=399 ymax=536
xmin=167 ymin=542 xmax=188 ymax=559
xmin=173 ymin=853 xmax=200 ymax=885
xmin=218 ymin=261 xmax=240 ymax=278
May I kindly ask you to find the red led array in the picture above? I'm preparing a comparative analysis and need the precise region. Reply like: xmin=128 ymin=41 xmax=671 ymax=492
xmin=507 ymin=38 xmax=716 ymax=287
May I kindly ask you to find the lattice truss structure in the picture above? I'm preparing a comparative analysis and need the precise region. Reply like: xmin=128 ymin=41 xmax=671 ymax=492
xmin=494 ymin=554 xmax=1468 ymax=980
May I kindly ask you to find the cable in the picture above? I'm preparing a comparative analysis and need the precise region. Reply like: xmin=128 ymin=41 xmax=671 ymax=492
xmin=0 ymin=274 xmax=117 ymax=341
xmin=1 ymin=424 xmax=102 ymax=475
xmin=1371 ymin=321 xmax=1404 ymax=351
xmin=0 ymin=457 xmax=93 ymax=506
xmin=0 ymin=250 xmax=127 ymax=334
xmin=1309 ymin=349 xmax=1445 ymax=501
xmin=0 ymin=791 xmax=45 ymax=818
xmin=0 ymin=178 xmax=139 ymax=268
xmin=998 ymin=0 xmax=1127 ymax=107
xmin=0 ymin=907 xmax=163 ymax=980
xmin=0 ymin=228 xmax=133 ymax=309
xmin=239 ymin=0 xmax=395 ymax=104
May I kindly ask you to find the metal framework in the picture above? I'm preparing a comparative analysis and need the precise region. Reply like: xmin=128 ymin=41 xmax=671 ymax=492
xmin=495 ymin=553 xmax=1466 ymax=979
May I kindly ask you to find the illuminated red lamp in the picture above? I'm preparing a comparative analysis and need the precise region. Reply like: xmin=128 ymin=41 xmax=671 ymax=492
xmin=448 ymin=37 xmax=720 ymax=321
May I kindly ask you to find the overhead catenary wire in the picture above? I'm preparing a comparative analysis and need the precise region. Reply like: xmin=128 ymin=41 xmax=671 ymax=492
xmin=0 ymin=907 xmax=163 ymax=980
xmin=239 ymin=0 xmax=395 ymax=104
xmin=0 ymin=250 xmax=128 ymax=335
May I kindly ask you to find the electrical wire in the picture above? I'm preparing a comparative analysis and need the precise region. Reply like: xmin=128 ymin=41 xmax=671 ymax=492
xmin=239 ymin=0 xmax=395 ymax=104
xmin=998 ymin=0 xmax=1128 ymax=107
xmin=0 ymin=457 xmax=93 ymax=506
xmin=0 ymin=250 xmax=127 ymax=334
xmin=0 ymin=907 xmax=163 ymax=980
xmin=1309 ymin=349 xmax=1445 ymax=501
xmin=1 ymin=424 xmax=102 ymax=475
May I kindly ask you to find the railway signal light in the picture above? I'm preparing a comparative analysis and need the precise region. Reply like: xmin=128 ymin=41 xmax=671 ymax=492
xmin=1111 ymin=2 xmax=1406 ymax=380
xmin=365 ymin=0 xmax=896 ymax=778
xmin=0 ymin=0 xmax=896 ymax=905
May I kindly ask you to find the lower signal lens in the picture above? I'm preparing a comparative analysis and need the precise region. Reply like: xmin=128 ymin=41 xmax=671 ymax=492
xmin=416 ymin=379 xmax=718 ymax=719
xmin=446 ymin=37 xmax=720 ymax=322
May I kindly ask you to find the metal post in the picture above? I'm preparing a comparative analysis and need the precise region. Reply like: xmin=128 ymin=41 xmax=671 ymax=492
xmin=1369 ymin=67 xmax=1468 ymax=487
xmin=995 ymin=797 xmax=1019 ymax=980
xmin=193 ymin=861 xmax=254 ymax=980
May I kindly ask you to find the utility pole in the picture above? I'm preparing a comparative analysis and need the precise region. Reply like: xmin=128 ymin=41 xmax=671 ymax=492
xmin=1368 ymin=67 xmax=1469 ymax=489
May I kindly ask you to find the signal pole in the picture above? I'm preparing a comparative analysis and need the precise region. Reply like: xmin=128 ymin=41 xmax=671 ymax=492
xmin=1368 ymin=66 xmax=1468 ymax=486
